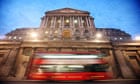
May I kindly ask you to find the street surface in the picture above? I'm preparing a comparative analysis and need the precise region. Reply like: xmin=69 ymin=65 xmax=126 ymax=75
xmin=0 ymin=79 xmax=139 ymax=84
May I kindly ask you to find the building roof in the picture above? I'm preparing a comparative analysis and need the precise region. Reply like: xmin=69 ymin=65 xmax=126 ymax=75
xmin=45 ymin=8 xmax=90 ymax=14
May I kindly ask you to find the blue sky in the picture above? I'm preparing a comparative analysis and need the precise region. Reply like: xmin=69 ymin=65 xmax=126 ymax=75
xmin=0 ymin=0 xmax=140 ymax=39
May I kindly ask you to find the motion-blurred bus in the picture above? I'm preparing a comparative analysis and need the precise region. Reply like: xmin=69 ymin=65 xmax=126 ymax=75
xmin=26 ymin=52 xmax=112 ymax=81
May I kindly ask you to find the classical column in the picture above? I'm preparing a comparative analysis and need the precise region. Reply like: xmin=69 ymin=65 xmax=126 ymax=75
xmin=44 ymin=16 xmax=48 ymax=29
xmin=62 ymin=16 xmax=64 ymax=28
xmin=59 ymin=16 xmax=62 ymax=28
xmin=85 ymin=16 xmax=89 ymax=28
xmin=88 ymin=16 xmax=91 ymax=28
xmin=78 ymin=16 xmax=81 ymax=28
xmin=50 ymin=16 xmax=54 ymax=28
xmin=90 ymin=17 xmax=96 ymax=32
xmin=53 ymin=16 xmax=56 ymax=28
xmin=114 ymin=49 xmax=136 ymax=78
xmin=72 ymin=16 xmax=75 ymax=28
xmin=80 ymin=16 xmax=83 ymax=28
xmin=70 ymin=16 xmax=72 ymax=28
xmin=90 ymin=18 xmax=95 ymax=28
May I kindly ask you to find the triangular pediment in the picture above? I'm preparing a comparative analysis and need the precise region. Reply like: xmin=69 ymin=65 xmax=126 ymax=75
xmin=46 ymin=8 xmax=89 ymax=14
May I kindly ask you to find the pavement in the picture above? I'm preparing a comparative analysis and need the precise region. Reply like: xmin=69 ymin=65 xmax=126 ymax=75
xmin=0 ymin=79 xmax=139 ymax=84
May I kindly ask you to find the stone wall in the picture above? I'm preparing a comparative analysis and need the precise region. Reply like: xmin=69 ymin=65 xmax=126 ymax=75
xmin=0 ymin=40 xmax=140 ymax=80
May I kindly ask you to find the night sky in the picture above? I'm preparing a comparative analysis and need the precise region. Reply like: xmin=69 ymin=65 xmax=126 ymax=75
xmin=0 ymin=0 xmax=140 ymax=39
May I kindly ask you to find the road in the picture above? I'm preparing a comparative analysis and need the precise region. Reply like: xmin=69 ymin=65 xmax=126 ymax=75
xmin=0 ymin=79 xmax=139 ymax=84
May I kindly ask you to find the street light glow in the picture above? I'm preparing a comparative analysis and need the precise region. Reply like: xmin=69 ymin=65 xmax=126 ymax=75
xmin=30 ymin=32 xmax=38 ymax=37
xmin=96 ymin=33 xmax=102 ymax=38
xmin=134 ymin=36 xmax=140 ymax=40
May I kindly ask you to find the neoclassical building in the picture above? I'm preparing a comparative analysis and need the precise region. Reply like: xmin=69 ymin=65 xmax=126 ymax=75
xmin=96 ymin=28 xmax=131 ymax=41
xmin=5 ymin=8 xmax=131 ymax=41
xmin=1 ymin=8 xmax=139 ymax=81
xmin=40 ymin=8 xmax=96 ymax=40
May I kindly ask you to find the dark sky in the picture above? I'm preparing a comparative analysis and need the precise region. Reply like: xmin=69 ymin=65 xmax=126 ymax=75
xmin=0 ymin=0 xmax=140 ymax=39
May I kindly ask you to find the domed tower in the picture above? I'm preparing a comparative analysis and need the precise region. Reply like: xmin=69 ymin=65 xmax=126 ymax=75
xmin=39 ymin=8 xmax=96 ymax=40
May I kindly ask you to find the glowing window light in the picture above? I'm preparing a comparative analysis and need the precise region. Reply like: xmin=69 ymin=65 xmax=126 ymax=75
xmin=74 ymin=20 xmax=78 ymax=23
xmin=8 ymin=36 xmax=12 ymax=39
xmin=66 ymin=19 xmax=69 ymax=23
xmin=96 ymin=33 xmax=102 ymax=38
xmin=30 ymin=32 xmax=38 ymax=37
xmin=45 ymin=31 xmax=48 ymax=34
xmin=58 ymin=20 xmax=61 ymax=23
xmin=13 ymin=36 xmax=16 ymax=39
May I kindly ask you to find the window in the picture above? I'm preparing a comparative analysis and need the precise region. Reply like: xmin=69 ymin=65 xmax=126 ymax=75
xmin=74 ymin=20 xmax=78 ymax=23
xmin=14 ymin=36 xmax=16 ymax=39
xmin=120 ymin=37 xmax=122 ymax=40
xmin=64 ymin=17 xmax=70 ymax=27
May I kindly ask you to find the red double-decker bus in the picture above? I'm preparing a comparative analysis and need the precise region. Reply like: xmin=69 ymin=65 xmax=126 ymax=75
xmin=26 ymin=51 xmax=112 ymax=81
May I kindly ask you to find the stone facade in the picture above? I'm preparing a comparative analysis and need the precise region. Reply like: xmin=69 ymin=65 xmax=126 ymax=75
xmin=96 ymin=28 xmax=131 ymax=41
xmin=40 ymin=8 xmax=96 ymax=40
xmin=0 ymin=8 xmax=138 ymax=81
xmin=5 ymin=28 xmax=131 ymax=41
xmin=0 ymin=40 xmax=140 ymax=80
xmin=5 ymin=8 xmax=131 ymax=41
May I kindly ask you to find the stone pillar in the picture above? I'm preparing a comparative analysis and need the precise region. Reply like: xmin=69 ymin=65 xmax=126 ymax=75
xmin=80 ymin=16 xmax=83 ymax=28
xmin=86 ymin=16 xmax=89 ymax=28
xmin=44 ymin=16 xmax=48 ymax=28
xmin=50 ymin=16 xmax=54 ymax=28
xmin=109 ymin=49 xmax=119 ymax=78
xmin=15 ymin=48 xmax=24 ymax=79
xmin=62 ymin=16 xmax=64 ymax=28
xmin=137 ymin=51 xmax=140 ymax=57
xmin=0 ymin=48 xmax=18 ymax=77
xmin=59 ymin=16 xmax=62 ymax=28
xmin=114 ymin=49 xmax=136 ymax=78
xmin=72 ymin=16 xmax=75 ymax=28
xmin=88 ymin=17 xmax=92 ymax=28
xmin=53 ymin=16 xmax=56 ymax=28
xmin=70 ymin=16 xmax=72 ymax=28
xmin=78 ymin=16 xmax=80 ymax=28
xmin=92 ymin=18 xmax=96 ymax=32
xmin=23 ymin=48 xmax=35 ymax=79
